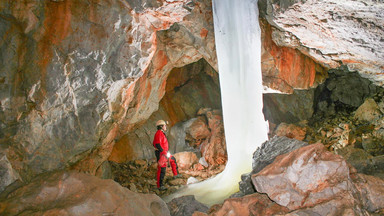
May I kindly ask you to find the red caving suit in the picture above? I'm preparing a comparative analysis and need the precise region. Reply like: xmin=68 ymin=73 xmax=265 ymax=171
xmin=153 ymin=129 xmax=179 ymax=188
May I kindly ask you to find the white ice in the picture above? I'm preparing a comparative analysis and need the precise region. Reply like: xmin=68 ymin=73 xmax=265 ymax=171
xmin=165 ymin=0 xmax=268 ymax=206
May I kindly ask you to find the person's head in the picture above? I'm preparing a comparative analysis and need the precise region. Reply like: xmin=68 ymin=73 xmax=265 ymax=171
xmin=156 ymin=120 xmax=167 ymax=131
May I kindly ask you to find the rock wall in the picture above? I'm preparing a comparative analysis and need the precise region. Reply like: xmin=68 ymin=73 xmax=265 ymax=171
xmin=259 ymin=0 xmax=384 ymax=86
xmin=0 ymin=0 xmax=216 ymax=185
xmin=1 ymin=0 xmax=384 ymax=194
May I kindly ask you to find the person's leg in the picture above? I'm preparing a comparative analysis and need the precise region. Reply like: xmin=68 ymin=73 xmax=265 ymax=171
xmin=169 ymin=156 xmax=179 ymax=176
xmin=156 ymin=165 xmax=166 ymax=188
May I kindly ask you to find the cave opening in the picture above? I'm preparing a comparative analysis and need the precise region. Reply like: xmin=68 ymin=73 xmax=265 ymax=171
xmin=109 ymin=58 xmax=227 ymax=196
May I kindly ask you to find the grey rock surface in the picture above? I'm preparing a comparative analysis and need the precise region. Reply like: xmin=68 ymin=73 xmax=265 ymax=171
xmin=259 ymin=0 xmax=384 ymax=86
xmin=235 ymin=136 xmax=308 ymax=196
xmin=167 ymin=195 xmax=209 ymax=216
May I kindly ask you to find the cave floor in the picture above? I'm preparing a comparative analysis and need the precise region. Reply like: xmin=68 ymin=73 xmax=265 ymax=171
xmin=110 ymin=159 xmax=225 ymax=197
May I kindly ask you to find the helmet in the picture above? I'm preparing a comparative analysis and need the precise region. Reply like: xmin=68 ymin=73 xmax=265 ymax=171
xmin=156 ymin=120 xmax=167 ymax=127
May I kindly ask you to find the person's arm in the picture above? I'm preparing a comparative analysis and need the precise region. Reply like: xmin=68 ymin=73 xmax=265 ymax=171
xmin=154 ymin=143 xmax=163 ymax=152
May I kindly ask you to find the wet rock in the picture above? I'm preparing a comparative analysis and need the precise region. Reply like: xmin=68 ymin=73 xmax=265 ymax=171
xmin=252 ymin=143 xmax=384 ymax=214
xmin=0 ymin=171 xmax=170 ymax=216
xmin=274 ymin=122 xmax=307 ymax=141
xmin=167 ymin=195 xmax=209 ymax=216
xmin=355 ymin=98 xmax=383 ymax=122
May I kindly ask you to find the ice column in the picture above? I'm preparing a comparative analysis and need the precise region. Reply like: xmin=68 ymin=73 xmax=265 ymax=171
xmin=166 ymin=0 xmax=268 ymax=206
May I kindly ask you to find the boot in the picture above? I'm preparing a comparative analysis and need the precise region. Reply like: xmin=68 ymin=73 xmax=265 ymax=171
xmin=173 ymin=174 xmax=182 ymax=179
xmin=159 ymin=186 xmax=167 ymax=191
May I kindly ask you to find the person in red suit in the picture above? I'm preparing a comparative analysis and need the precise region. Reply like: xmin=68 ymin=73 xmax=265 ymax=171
xmin=153 ymin=120 xmax=181 ymax=190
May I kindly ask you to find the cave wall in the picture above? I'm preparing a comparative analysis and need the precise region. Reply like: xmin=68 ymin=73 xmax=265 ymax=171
xmin=0 ymin=0 xmax=216 ymax=186
xmin=0 ymin=0 xmax=383 ymax=193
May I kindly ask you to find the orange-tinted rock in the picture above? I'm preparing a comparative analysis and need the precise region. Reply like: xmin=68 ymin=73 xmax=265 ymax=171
xmin=186 ymin=117 xmax=211 ymax=147
xmin=199 ymin=109 xmax=227 ymax=166
xmin=261 ymin=20 xmax=327 ymax=93
xmin=0 ymin=171 xmax=170 ymax=216
xmin=274 ymin=122 xmax=307 ymax=141
xmin=108 ymin=134 xmax=137 ymax=163
xmin=205 ymin=193 xmax=289 ymax=216
xmin=174 ymin=152 xmax=199 ymax=170
xmin=253 ymin=143 xmax=352 ymax=210
xmin=252 ymin=143 xmax=384 ymax=214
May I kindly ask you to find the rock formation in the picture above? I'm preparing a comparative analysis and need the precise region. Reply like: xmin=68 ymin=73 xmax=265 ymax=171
xmin=0 ymin=171 xmax=170 ymax=216
xmin=1 ymin=0 xmax=384 ymax=214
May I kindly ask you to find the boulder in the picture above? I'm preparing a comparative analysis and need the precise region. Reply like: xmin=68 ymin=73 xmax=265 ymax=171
xmin=274 ymin=123 xmax=307 ymax=141
xmin=199 ymin=109 xmax=227 ymax=166
xmin=185 ymin=117 xmax=211 ymax=147
xmin=199 ymin=193 xmax=289 ymax=216
xmin=355 ymin=98 xmax=382 ymax=122
xmin=0 ymin=171 xmax=170 ymax=216
xmin=167 ymin=195 xmax=209 ymax=216
xmin=252 ymin=143 xmax=384 ymax=214
xmin=174 ymin=152 xmax=199 ymax=170
xmin=236 ymin=136 xmax=308 ymax=196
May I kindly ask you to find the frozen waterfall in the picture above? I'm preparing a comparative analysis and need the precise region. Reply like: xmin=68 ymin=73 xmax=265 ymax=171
xmin=166 ymin=0 xmax=268 ymax=206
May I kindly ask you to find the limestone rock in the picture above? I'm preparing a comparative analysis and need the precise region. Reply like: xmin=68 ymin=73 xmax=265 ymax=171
xmin=0 ymin=171 xmax=170 ymax=216
xmin=0 ymin=0 xmax=216 ymax=179
xmin=0 ymin=152 xmax=20 ymax=193
xmin=274 ymin=122 xmax=307 ymax=141
xmin=252 ymin=143 xmax=353 ymax=210
xmin=202 ymin=193 xmax=289 ymax=216
xmin=260 ymin=20 xmax=327 ymax=93
xmin=185 ymin=117 xmax=211 ymax=147
xmin=236 ymin=136 xmax=307 ymax=196
xmin=355 ymin=98 xmax=383 ymax=122
xmin=174 ymin=152 xmax=199 ymax=170
xmin=260 ymin=0 xmax=384 ymax=86
xmin=167 ymin=195 xmax=209 ymax=216
xmin=199 ymin=109 xmax=227 ymax=166
xmin=263 ymin=89 xmax=315 ymax=124
xmin=252 ymin=136 xmax=308 ymax=174
xmin=252 ymin=143 xmax=384 ymax=214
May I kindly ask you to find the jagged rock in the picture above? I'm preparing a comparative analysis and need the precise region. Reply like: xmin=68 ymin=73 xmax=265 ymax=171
xmin=200 ymin=193 xmax=289 ymax=216
xmin=355 ymin=98 xmax=383 ymax=122
xmin=252 ymin=143 xmax=384 ymax=214
xmin=199 ymin=109 xmax=227 ymax=166
xmin=252 ymin=136 xmax=308 ymax=174
xmin=185 ymin=116 xmax=211 ymax=147
xmin=0 ymin=152 xmax=20 ymax=193
xmin=259 ymin=0 xmax=384 ymax=86
xmin=260 ymin=20 xmax=327 ymax=94
xmin=274 ymin=122 xmax=307 ymax=141
xmin=0 ymin=0 xmax=216 ymax=179
xmin=174 ymin=152 xmax=199 ymax=170
xmin=235 ymin=136 xmax=308 ymax=197
xmin=167 ymin=195 xmax=209 ymax=216
xmin=0 ymin=171 xmax=170 ymax=216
